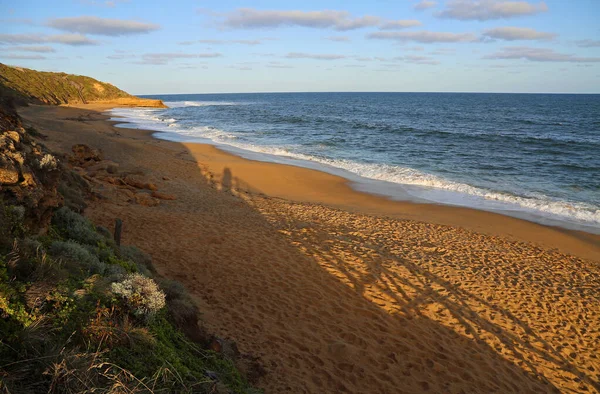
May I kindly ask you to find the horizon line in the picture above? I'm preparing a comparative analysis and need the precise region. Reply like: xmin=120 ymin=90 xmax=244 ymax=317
xmin=137 ymin=91 xmax=600 ymax=96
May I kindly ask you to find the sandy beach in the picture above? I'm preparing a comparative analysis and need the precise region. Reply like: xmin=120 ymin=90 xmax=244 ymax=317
xmin=19 ymin=103 xmax=600 ymax=393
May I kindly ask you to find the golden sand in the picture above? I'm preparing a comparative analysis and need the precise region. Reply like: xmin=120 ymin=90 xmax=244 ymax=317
xmin=19 ymin=104 xmax=600 ymax=393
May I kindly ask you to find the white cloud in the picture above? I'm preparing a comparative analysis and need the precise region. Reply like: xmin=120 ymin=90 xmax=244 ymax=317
xmin=368 ymin=31 xmax=478 ymax=43
xmin=324 ymin=35 xmax=351 ymax=42
xmin=267 ymin=61 xmax=294 ymax=68
xmin=6 ymin=45 xmax=56 ymax=53
xmin=430 ymin=47 xmax=456 ymax=55
xmin=0 ymin=33 xmax=98 ymax=46
xmin=285 ymin=52 xmax=347 ymax=60
xmin=0 ymin=18 xmax=34 ymax=25
xmin=483 ymin=27 xmax=556 ymax=41
xmin=221 ymin=9 xmax=382 ymax=31
xmin=1 ymin=54 xmax=46 ymax=60
xmin=136 ymin=52 xmax=222 ymax=65
xmin=394 ymin=55 xmax=440 ymax=65
xmin=484 ymin=46 xmax=600 ymax=62
xmin=379 ymin=20 xmax=422 ymax=30
xmin=414 ymin=1 xmax=438 ymax=11
xmin=574 ymin=39 xmax=600 ymax=48
xmin=107 ymin=53 xmax=136 ymax=60
xmin=48 ymin=16 xmax=159 ymax=36
xmin=438 ymin=0 xmax=548 ymax=21
xmin=184 ymin=39 xmax=263 ymax=45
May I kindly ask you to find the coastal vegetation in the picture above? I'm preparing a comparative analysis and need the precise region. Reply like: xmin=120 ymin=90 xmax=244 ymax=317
xmin=0 ymin=63 xmax=165 ymax=107
xmin=0 ymin=93 xmax=258 ymax=392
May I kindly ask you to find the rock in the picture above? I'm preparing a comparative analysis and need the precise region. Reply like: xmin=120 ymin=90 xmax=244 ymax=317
xmin=7 ymin=151 xmax=25 ymax=165
xmin=124 ymin=175 xmax=156 ymax=191
xmin=20 ymin=170 xmax=37 ymax=187
xmin=0 ymin=161 xmax=19 ymax=184
xmin=134 ymin=193 xmax=160 ymax=207
xmin=6 ymin=131 xmax=20 ymax=143
xmin=71 ymin=144 xmax=102 ymax=163
xmin=107 ymin=164 xmax=119 ymax=174
xmin=151 ymin=191 xmax=177 ymax=200
xmin=85 ymin=160 xmax=119 ymax=173
xmin=119 ymin=188 xmax=135 ymax=200
xmin=124 ymin=175 xmax=146 ymax=189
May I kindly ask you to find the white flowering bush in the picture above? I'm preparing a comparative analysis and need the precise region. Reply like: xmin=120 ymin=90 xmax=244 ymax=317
xmin=39 ymin=153 xmax=58 ymax=170
xmin=111 ymin=273 xmax=166 ymax=319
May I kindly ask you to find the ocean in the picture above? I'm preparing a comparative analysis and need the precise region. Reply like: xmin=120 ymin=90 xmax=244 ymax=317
xmin=109 ymin=92 xmax=600 ymax=233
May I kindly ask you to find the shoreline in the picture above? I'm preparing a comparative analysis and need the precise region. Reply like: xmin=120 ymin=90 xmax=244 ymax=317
xmin=95 ymin=103 xmax=600 ymax=261
xmin=108 ymin=103 xmax=600 ymax=236
xmin=17 ymin=103 xmax=600 ymax=392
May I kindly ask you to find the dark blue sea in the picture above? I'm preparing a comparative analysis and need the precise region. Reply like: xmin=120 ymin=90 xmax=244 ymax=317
xmin=110 ymin=93 xmax=600 ymax=233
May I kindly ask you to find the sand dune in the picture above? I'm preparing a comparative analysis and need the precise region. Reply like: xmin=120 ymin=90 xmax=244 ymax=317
xmin=20 ymin=104 xmax=600 ymax=393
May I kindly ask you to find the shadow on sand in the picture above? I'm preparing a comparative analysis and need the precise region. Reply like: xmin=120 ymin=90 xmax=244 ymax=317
xmin=22 ymin=105 xmax=599 ymax=393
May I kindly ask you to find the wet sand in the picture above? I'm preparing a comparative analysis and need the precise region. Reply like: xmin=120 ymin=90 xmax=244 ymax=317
xmin=19 ymin=104 xmax=600 ymax=393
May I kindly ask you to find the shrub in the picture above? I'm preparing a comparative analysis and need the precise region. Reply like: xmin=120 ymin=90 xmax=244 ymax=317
xmin=19 ymin=237 xmax=44 ymax=257
xmin=159 ymin=279 xmax=199 ymax=325
xmin=51 ymin=207 xmax=103 ymax=246
xmin=95 ymin=225 xmax=113 ymax=240
xmin=0 ymin=204 xmax=27 ymax=243
xmin=49 ymin=240 xmax=105 ymax=275
xmin=120 ymin=245 xmax=154 ymax=274
xmin=39 ymin=154 xmax=58 ymax=171
xmin=111 ymin=274 xmax=165 ymax=319
xmin=12 ymin=238 xmax=62 ymax=282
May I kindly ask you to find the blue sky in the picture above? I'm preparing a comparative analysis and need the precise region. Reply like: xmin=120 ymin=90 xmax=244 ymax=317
xmin=1 ymin=0 xmax=599 ymax=94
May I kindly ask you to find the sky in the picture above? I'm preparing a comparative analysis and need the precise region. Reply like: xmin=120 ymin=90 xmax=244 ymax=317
xmin=1 ymin=0 xmax=599 ymax=94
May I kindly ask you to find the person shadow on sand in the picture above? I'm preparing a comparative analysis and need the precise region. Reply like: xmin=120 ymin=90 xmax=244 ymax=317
xmin=221 ymin=167 xmax=232 ymax=192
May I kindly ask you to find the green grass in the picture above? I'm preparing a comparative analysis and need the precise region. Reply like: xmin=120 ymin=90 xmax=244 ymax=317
xmin=0 ymin=63 xmax=134 ymax=105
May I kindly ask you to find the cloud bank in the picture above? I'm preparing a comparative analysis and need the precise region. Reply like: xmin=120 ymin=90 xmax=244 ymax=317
xmin=136 ymin=52 xmax=222 ymax=65
xmin=414 ymin=1 xmax=438 ymax=11
xmin=438 ymin=0 xmax=548 ymax=21
xmin=219 ymin=9 xmax=421 ymax=31
xmin=485 ymin=46 xmax=600 ymax=63
xmin=0 ymin=33 xmax=98 ymax=46
xmin=379 ymin=20 xmax=422 ymax=30
xmin=285 ymin=52 xmax=346 ymax=60
xmin=483 ymin=27 xmax=556 ymax=41
xmin=1 ymin=54 xmax=46 ymax=60
xmin=368 ymin=31 xmax=478 ymax=43
xmin=222 ymin=9 xmax=379 ymax=30
xmin=180 ymin=39 xmax=263 ymax=45
xmin=7 ymin=45 xmax=56 ymax=53
xmin=47 ymin=16 xmax=159 ymax=36
xmin=575 ymin=39 xmax=600 ymax=48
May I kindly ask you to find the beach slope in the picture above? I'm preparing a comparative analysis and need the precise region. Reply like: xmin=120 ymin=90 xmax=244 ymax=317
xmin=19 ymin=104 xmax=600 ymax=393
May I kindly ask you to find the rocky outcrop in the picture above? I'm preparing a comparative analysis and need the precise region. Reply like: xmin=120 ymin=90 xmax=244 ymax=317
xmin=0 ymin=98 xmax=63 ymax=232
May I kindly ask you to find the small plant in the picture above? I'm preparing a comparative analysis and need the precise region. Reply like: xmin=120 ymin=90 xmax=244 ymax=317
xmin=1 ymin=204 xmax=27 ymax=241
xmin=111 ymin=274 xmax=166 ymax=319
xmin=120 ymin=245 xmax=154 ymax=274
xmin=39 ymin=153 xmax=59 ymax=170
xmin=49 ymin=240 xmax=105 ymax=275
xmin=51 ymin=207 xmax=104 ymax=246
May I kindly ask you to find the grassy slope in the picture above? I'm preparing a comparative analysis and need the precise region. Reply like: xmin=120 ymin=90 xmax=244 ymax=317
xmin=0 ymin=63 xmax=165 ymax=107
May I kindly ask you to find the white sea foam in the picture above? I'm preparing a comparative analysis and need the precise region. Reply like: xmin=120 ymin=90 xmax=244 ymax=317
xmin=107 ymin=107 xmax=600 ymax=229
xmin=166 ymin=101 xmax=240 ymax=108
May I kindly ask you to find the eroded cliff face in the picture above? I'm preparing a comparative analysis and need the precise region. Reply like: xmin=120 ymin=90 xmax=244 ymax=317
xmin=0 ymin=98 xmax=62 ymax=232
